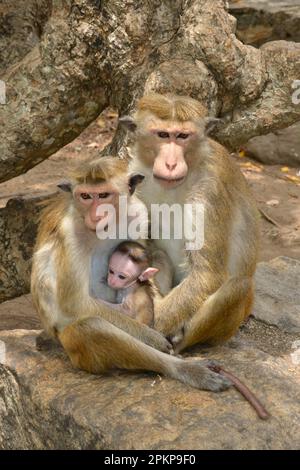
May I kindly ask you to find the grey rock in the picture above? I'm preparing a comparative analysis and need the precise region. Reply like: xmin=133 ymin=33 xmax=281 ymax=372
xmin=245 ymin=121 xmax=300 ymax=167
xmin=0 ymin=193 xmax=55 ymax=303
xmin=230 ymin=0 xmax=300 ymax=46
xmin=253 ymin=256 xmax=300 ymax=333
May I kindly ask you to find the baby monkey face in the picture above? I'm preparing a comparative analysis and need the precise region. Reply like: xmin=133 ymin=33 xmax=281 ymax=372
xmin=107 ymin=253 xmax=141 ymax=289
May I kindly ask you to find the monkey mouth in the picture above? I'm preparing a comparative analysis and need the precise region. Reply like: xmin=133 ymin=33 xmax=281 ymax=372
xmin=153 ymin=175 xmax=185 ymax=187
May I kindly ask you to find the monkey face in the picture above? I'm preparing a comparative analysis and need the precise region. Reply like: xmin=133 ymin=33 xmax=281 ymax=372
xmin=73 ymin=183 xmax=119 ymax=231
xmin=107 ymin=253 xmax=141 ymax=289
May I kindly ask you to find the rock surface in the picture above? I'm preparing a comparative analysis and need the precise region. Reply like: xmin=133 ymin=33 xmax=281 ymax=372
xmin=244 ymin=121 xmax=300 ymax=167
xmin=0 ymin=256 xmax=299 ymax=449
xmin=230 ymin=0 xmax=300 ymax=46
xmin=0 ymin=193 xmax=54 ymax=303
xmin=253 ymin=257 xmax=300 ymax=333
xmin=230 ymin=1 xmax=300 ymax=167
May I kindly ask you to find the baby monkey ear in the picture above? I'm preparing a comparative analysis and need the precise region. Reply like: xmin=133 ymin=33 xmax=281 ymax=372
xmin=138 ymin=267 xmax=159 ymax=282
xmin=118 ymin=115 xmax=137 ymax=132
xmin=204 ymin=117 xmax=220 ymax=135
xmin=57 ymin=181 xmax=72 ymax=192
xmin=129 ymin=174 xmax=145 ymax=195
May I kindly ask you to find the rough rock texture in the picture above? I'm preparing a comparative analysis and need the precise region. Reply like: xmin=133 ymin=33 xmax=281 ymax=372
xmin=245 ymin=121 xmax=300 ymax=167
xmin=230 ymin=1 xmax=300 ymax=167
xmin=0 ymin=329 xmax=299 ymax=450
xmin=0 ymin=294 xmax=41 ymax=331
xmin=1 ymin=0 xmax=300 ymax=181
xmin=230 ymin=0 xmax=300 ymax=46
xmin=0 ymin=193 xmax=55 ymax=303
xmin=253 ymin=256 xmax=300 ymax=334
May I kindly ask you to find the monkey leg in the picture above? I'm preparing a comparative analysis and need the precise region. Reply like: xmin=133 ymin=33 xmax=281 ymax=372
xmin=58 ymin=316 xmax=231 ymax=392
xmin=176 ymin=277 xmax=254 ymax=352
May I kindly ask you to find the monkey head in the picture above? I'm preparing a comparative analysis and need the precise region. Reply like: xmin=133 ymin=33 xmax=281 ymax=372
xmin=107 ymin=241 xmax=159 ymax=289
xmin=58 ymin=156 xmax=144 ymax=231
xmin=120 ymin=94 xmax=219 ymax=189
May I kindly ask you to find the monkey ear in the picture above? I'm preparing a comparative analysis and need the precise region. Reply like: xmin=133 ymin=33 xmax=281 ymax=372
xmin=138 ymin=267 xmax=159 ymax=282
xmin=57 ymin=182 xmax=72 ymax=192
xmin=119 ymin=115 xmax=137 ymax=132
xmin=129 ymin=174 xmax=145 ymax=195
xmin=204 ymin=117 xmax=220 ymax=135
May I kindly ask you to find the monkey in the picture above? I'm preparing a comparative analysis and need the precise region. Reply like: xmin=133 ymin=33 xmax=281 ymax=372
xmin=31 ymin=155 xmax=231 ymax=392
xmin=106 ymin=241 xmax=159 ymax=327
xmin=120 ymin=93 xmax=260 ymax=352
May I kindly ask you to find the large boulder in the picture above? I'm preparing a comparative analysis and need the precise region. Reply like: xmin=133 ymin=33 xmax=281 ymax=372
xmin=244 ymin=121 xmax=300 ymax=167
xmin=0 ymin=193 xmax=55 ymax=303
xmin=230 ymin=1 xmax=300 ymax=167
xmin=253 ymin=256 xmax=300 ymax=333
xmin=229 ymin=0 xmax=300 ymax=47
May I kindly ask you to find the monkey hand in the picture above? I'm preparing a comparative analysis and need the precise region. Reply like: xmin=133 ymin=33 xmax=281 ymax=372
xmin=142 ymin=326 xmax=174 ymax=354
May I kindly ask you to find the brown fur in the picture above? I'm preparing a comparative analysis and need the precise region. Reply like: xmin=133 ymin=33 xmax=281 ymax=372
xmin=31 ymin=154 xmax=231 ymax=392
xmin=126 ymin=93 xmax=260 ymax=352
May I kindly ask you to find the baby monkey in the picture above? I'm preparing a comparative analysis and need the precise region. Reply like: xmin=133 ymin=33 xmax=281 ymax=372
xmin=107 ymin=241 xmax=159 ymax=327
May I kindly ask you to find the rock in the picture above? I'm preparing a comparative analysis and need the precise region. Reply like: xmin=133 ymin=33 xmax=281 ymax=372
xmin=0 ymin=193 xmax=55 ymax=303
xmin=0 ymin=294 xmax=41 ymax=331
xmin=253 ymin=257 xmax=300 ymax=333
xmin=0 ymin=329 xmax=299 ymax=450
xmin=229 ymin=0 xmax=300 ymax=46
xmin=229 ymin=2 xmax=300 ymax=166
xmin=244 ymin=121 xmax=300 ymax=167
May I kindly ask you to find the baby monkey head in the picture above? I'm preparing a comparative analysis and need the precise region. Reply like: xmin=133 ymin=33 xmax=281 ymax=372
xmin=107 ymin=241 xmax=159 ymax=289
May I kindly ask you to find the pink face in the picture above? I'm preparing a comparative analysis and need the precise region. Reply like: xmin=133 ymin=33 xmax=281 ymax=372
xmin=107 ymin=252 xmax=159 ymax=289
xmin=149 ymin=124 xmax=198 ymax=189
xmin=107 ymin=252 xmax=142 ymax=289
xmin=73 ymin=183 xmax=119 ymax=231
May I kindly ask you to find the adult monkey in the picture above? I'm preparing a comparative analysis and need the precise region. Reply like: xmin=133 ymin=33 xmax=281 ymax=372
xmin=121 ymin=93 xmax=260 ymax=352
xmin=31 ymin=156 xmax=230 ymax=392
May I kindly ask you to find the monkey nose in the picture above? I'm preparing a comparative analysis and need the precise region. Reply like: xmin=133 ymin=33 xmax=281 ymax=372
xmin=166 ymin=162 xmax=177 ymax=171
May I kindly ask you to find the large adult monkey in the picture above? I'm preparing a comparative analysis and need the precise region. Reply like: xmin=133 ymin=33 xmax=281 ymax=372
xmin=31 ymin=156 xmax=231 ymax=392
xmin=121 ymin=93 xmax=260 ymax=352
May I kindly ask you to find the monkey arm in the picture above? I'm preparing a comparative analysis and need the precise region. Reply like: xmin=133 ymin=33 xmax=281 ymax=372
xmin=60 ymin=289 xmax=173 ymax=354
xmin=154 ymin=190 xmax=232 ymax=338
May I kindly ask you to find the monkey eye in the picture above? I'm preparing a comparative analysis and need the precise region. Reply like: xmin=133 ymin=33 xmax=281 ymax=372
xmin=80 ymin=192 xmax=92 ymax=200
xmin=118 ymin=274 xmax=126 ymax=280
xmin=109 ymin=269 xmax=114 ymax=274
xmin=177 ymin=133 xmax=189 ymax=139
xmin=98 ymin=192 xmax=110 ymax=199
xmin=157 ymin=131 xmax=170 ymax=139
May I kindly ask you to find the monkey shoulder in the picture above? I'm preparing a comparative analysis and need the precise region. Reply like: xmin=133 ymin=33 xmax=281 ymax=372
xmin=36 ymin=194 xmax=71 ymax=247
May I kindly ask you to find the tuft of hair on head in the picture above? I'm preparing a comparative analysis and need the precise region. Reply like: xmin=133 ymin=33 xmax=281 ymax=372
xmin=137 ymin=93 xmax=208 ymax=122
xmin=70 ymin=156 xmax=128 ymax=185
xmin=113 ymin=241 xmax=150 ymax=268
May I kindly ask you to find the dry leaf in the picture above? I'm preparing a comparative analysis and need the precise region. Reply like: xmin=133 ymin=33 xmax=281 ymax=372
xmin=238 ymin=149 xmax=246 ymax=158
xmin=285 ymin=175 xmax=300 ymax=184
xmin=281 ymin=167 xmax=290 ymax=173
xmin=266 ymin=199 xmax=279 ymax=207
